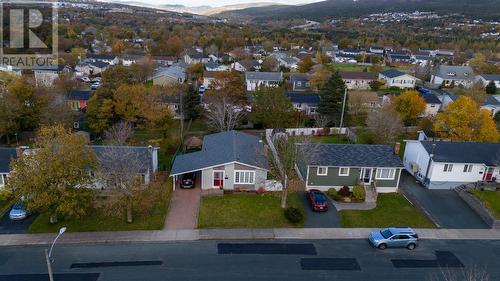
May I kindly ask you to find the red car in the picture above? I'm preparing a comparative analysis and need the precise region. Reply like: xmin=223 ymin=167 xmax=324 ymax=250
xmin=306 ymin=189 xmax=329 ymax=212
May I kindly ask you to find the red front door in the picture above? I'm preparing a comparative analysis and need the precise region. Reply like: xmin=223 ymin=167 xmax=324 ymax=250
xmin=213 ymin=171 xmax=224 ymax=187
xmin=483 ymin=167 xmax=494 ymax=181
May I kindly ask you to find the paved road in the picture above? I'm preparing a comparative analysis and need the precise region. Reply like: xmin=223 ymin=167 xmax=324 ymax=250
xmin=400 ymin=173 xmax=488 ymax=229
xmin=1 ymin=239 xmax=500 ymax=281
xmin=299 ymin=192 xmax=340 ymax=228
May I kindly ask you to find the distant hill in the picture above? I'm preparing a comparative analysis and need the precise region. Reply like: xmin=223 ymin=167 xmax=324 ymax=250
xmin=216 ymin=0 xmax=500 ymax=21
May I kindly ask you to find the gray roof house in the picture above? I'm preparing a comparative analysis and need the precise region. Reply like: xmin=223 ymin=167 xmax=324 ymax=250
xmin=245 ymin=71 xmax=283 ymax=91
xmin=404 ymin=140 xmax=500 ymax=189
xmin=431 ymin=65 xmax=474 ymax=88
xmin=296 ymin=144 xmax=404 ymax=193
xmin=0 ymin=148 xmax=18 ymax=189
xmin=378 ymin=69 xmax=417 ymax=89
xmin=152 ymin=63 xmax=187 ymax=86
xmin=170 ymin=131 xmax=268 ymax=192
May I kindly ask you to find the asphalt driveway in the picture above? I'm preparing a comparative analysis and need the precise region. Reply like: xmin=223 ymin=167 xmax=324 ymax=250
xmin=299 ymin=192 xmax=340 ymax=228
xmin=0 ymin=209 xmax=36 ymax=234
xmin=399 ymin=172 xmax=488 ymax=229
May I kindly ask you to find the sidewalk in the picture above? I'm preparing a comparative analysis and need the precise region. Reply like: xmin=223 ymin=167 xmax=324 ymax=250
xmin=1 ymin=228 xmax=500 ymax=247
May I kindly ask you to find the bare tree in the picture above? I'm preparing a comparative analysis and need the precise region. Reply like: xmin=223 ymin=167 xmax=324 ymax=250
xmin=205 ymin=100 xmax=247 ymax=132
xmin=314 ymin=114 xmax=331 ymax=128
xmin=96 ymin=147 xmax=149 ymax=222
xmin=366 ymin=104 xmax=404 ymax=144
xmin=431 ymin=266 xmax=490 ymax=281
xmin=104 ymin=121 xmax=134 ymax=145
xmin=268 ymin=133 xmax=310 ymax=208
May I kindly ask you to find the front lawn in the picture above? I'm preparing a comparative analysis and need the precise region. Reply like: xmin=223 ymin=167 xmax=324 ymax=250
xmin=28 ymin=177 xmax=172 ymax=233
xmin=339 ymin=193 xmax=435 ymax=228
xmin=470 ymin=189 xmax=500 ymax=219
xmin=198 ymin=192 xmax=304 ymax=228
xmin=311 ymin=134 xmax=351 ymax=144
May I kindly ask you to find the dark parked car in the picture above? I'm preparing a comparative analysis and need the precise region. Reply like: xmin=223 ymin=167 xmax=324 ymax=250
xmin=181 ymin=173 xmax=196 ymax=189
xmin=306 ymin=189 xmax=329 ymax=212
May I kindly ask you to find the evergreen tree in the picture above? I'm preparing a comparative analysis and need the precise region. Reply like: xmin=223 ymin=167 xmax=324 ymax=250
xmin=486 ymin=80 xmax=497 ymax=95
xmin=183 ymin=85 xmax=201 ymax=120
xmin=317 ymin=71 xmax=347 ymax=126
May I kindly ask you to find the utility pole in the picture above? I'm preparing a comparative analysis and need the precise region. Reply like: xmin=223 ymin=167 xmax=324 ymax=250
xmin=339 ymin=87 xmax=347 ymax=128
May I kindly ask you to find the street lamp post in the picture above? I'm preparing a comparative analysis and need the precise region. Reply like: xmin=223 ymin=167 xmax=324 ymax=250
xmin=45 ymin=227 xmax=66 ymax=281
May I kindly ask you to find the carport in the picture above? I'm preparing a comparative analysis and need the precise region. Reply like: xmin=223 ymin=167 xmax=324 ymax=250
xmin=171 ymin=170 xmax=202 ymax=191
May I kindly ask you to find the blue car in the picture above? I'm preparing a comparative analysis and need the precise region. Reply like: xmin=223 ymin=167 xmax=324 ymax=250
xmin=9 ymin=202 xmax=28 ymax=221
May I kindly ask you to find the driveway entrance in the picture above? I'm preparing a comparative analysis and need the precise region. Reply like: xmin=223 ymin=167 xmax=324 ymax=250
xmin=165 ymin=173 xmax=201 ymax=230
xmin=399 ymin=172 xmax=488 ymax=229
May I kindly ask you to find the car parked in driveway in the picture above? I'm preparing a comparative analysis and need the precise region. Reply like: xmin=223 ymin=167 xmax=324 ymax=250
xmin=369 ymin=227 xmax=419 ymax=250
xmin=306 ymin=189 xmax=329 ymax=212
xmin=181 ymin=173 xmax=196 ymax=189
xmin=9 ymin=202 xmax=28 ymax=221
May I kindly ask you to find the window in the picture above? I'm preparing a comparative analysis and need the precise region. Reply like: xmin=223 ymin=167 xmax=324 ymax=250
xmin=317 ymin=166 xmax=328 ymax=176
xmin=234 ymin=170 xmax=255 ymax=184
xmin=339 ymin=167 xmax=350 ymax=176
xmin=463 ymin=165 xmax=473 ymax=173
xmin=443 ymin=164 xmax=453 ymax=172
xmin=375 ymin=168 xmax=396 ymax=180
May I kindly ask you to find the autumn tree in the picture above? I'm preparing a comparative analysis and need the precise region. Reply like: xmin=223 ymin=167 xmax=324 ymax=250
xmin=393 ymin=90 xmax=426 ymax=125
xmin=317 ymin=71 xmax=347 ymax=126
xmin=315 ymin=52 xmax=331 ymax=65
xmin=204 ymin=71 xmax=247 ymax=131
xmin=434 ymin=96 xmax=499 ymax=142
xmin=251 ymin=86 xmax=293 ymax=128
xmin=298 ymin=55 xmax=313 ymax=73
xmin=366 ymin=104 xmax=404 ymax=144
xmin=309 ymin=65 xmax=331 ymax=90
xmin=6 ymin=125 xmax=97 ymax=223
xmin=262 ymin=56 xmax=279 ymax=72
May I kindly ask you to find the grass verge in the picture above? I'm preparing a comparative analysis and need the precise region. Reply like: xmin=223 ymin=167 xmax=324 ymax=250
xmin=198 ymin=192 xmax=304 ymax=228
xmin=470 ymin=189 xmax=500 ymax=219
xmin=339 ymin=193 xmax=435 ymax=228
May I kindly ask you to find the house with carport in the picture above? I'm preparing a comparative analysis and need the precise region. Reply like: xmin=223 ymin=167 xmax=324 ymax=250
xmin=170 ymin=131 xmax=269 ymax=192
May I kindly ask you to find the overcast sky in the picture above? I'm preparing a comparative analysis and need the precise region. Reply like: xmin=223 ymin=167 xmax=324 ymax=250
xmin=115 ymin=0 xmax=324 ymax=7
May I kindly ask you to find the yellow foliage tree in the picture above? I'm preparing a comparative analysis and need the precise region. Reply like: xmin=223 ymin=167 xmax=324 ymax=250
xmin=434 ymin=96 xmax=500 ymax=142
xmin=393 ymin=90 xmax=426 ymax=125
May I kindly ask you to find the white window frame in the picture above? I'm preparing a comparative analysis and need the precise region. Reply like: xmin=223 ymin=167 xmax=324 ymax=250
xmin=234 ymin=170 xmax=255 ymax=185
xmin=463 ymin=164 xmax=473 ymax=173
xmin=375 ymin=168 xmax=396 ymax=180
xmin=338 ymin=167 xmax=350 ymax=176
xmin=443 ymin=164 xmax=453 ymax=172
xmin=317 ymin=166 xmax=328 ymax=176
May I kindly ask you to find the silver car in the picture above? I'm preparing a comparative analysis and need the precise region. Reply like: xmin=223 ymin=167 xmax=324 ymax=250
xmin=9 ymin=203 xmax=28 ymax=220
xmin=368 ymin=227 xmax=419 ymax=250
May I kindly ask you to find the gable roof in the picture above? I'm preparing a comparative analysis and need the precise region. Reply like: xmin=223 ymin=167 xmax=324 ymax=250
xmin=420 ymin=141 xmax=500 ymax=166
xmin=0 ymin=148 xmax=17 ymax=173
xmin=90 ymin=61 xmax=109 ymax=69
xmin=286 ymin=92 xmax=320 ymax=104
xmin=68 ymin=90 xmax=92 ymax=101
xmin=170 ymin=131 xmax=268 ymax=176
xmin=483 ymin=95 xmax=500 ymax=106
xmin=479 ymin=74 xmax=500 ymax=81
xmin=379 ymin=69 xmax=407 ymax=78
xmin=434 ymin=65 xmax=474 ymax=80
xmin=290 ymin=73 xmax=309 ymax=82
xmin=90 ymin=145 xmax=155 ymax=174
xmin=297 ymin=144 xmax=403 ymax=168
xmin=340 ymin=71 xmax=377 ymax=80
xmin=420 ymin=93 xmax=441 ymax=104
xmin=245 ymin=71 xmax=283 ymax=81
xmin=152 ymin=63 xmax=186 ymax=80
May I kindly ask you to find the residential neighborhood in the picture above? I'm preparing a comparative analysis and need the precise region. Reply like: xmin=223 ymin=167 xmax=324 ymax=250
xmin=0 ymin=0 xmax=500 ymax=280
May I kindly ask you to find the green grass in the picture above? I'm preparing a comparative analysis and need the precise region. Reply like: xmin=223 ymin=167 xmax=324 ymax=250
xmin=198 ymin=192 xmax=304 ymax=228
xmin=470 ymin=190 xmax=500 ymax=219
xmin=28 ymin=179 xmax=172 ymax=233
xmin=339 ymin=193 xmax=435 ymax=228
xmin=311 ymin=134 xmax=351 ymax=144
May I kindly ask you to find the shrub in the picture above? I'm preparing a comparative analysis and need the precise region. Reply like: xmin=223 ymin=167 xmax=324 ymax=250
xmin=284 ymin=207 xmax=304 ymax=224
xmin=352 ymin=185 xmax=365 ymax=201
xmin=327 ymin=188 xmax=341 ymax=201
xmin=338 ymin=186 xmax=351 ymax=197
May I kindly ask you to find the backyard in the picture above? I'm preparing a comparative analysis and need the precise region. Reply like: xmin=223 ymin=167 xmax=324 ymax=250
xmin=470 ymin=189 xmax=500 ymax=219
xmin=198 ymin=192 xmax=304 ymax=228
xmin=28 ymin=177 xmax=172 ymax=233
xmin=338 ymin=193 xmax=435 ymax=228
xmin=311 ymin=134 xmax=351 ymax=144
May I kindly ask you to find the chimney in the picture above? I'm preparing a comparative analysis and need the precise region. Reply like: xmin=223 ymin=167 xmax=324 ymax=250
xmin=394 ymin=142 xmax=401 ymax=155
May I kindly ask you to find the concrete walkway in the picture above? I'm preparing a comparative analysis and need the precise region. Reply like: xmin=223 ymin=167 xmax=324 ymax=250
xmin=2 ymin=228 xmax=500 ymax=247
xmin=164 ymin=186 xmax=201 ymax=230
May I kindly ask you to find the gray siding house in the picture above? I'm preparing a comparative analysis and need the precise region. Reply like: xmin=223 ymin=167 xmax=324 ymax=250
xmin=296 ymin=144 xmax=404 ymax=193
xmin=170 ymin=131 xmax=269 ymax=192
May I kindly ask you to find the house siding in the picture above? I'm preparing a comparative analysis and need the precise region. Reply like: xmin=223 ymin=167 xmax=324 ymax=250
xmin=200 ymin=163 xmax=267 ymax=191
xmin=307 ymin=166 xmax=360 ymax=189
